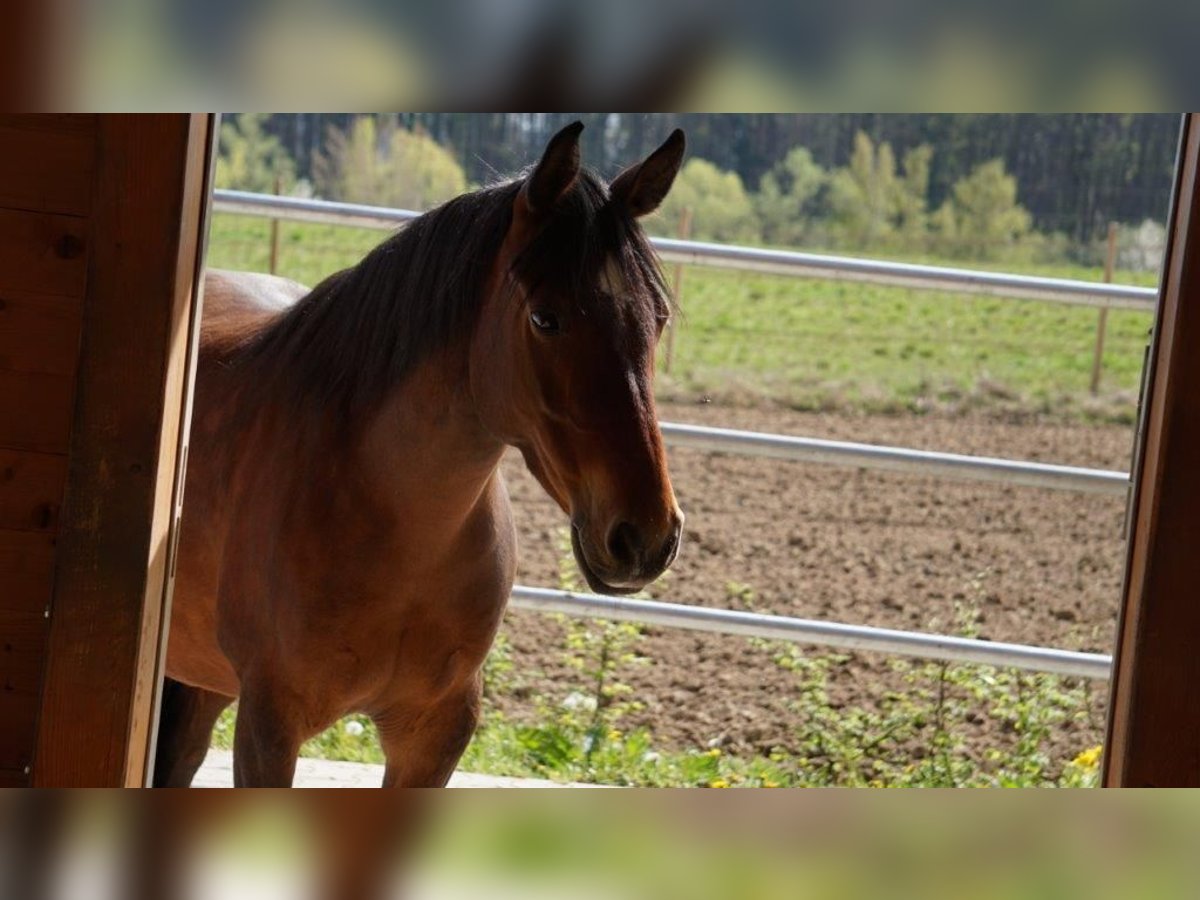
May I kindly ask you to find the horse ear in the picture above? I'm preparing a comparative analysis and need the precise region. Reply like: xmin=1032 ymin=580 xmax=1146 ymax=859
xmin=519 ymin=120 xmax=584 ymax=217
xmin=609 ymin=129 xmax=686 ymax=218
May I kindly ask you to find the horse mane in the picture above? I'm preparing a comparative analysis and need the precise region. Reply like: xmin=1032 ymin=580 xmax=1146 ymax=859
xmin=241 ymin=169 xmax=670 ymax=422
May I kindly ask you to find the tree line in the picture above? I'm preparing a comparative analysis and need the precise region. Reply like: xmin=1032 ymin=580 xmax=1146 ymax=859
xmin=244 ymin=114 xmax=1178 ymax=244
xmin=217 ymin=113 xmax=1178 ymax=267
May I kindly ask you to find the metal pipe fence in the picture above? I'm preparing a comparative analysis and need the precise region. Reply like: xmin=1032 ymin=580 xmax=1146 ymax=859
xmin=660 ymin=422 xmax=1130 ymax=496
xmin=509 ymin=586 xmax=1113 ymax=681
xmin=212 ymin=189 xmax=1158 ymax=310
xmin=210 ymin=188 xmax=1131 ymax=681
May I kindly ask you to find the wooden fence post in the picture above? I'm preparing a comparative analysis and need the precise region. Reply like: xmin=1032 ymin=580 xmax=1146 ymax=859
xmin=1090 ymin=221 xmax=1118 ymax=394
xmin=662 ymin=206 xmax=692 ymax=374
xmin=268 ymin=174 xmax=282 ymax=275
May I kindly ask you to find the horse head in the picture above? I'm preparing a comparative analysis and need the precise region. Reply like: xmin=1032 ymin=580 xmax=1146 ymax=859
xmin=471 ymin=121 xmax=686 ymax=594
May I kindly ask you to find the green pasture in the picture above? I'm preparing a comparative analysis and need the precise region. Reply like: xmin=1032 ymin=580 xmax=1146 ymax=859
xmin=206 ymin=213 xmax=1156 ymax=422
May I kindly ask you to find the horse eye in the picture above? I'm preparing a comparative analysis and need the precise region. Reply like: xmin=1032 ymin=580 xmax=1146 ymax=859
xmin=530 ymin=309 xmax=560 ymax=334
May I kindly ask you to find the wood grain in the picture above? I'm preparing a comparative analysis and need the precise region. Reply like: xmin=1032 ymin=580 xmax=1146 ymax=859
xmin=0 ymin=119 xmax=96 ymax=217
xmin=0 ymin=370 xmax=75 ymax=453
xmin=32 ymin=114 xmax=214 ymax=787
xmin=0 ymin=208 xmax=88 ymax=299
xmin=0 ymin=449 xmax=66 ymax=532
xmin=0 ymin=290 xmax=84 ymax=377
xmin=0 ymin=529 xmax=56 ymax=615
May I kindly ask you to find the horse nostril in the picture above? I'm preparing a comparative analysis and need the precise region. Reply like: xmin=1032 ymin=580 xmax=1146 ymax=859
xmin=606 ymin=521 xmax=641 ymax=569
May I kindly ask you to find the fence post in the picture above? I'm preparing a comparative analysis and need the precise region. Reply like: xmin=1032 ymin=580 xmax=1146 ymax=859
xmin=662 ymin=206 xmax=692 ymax=374
xmin=1090 ymin=221 xmax=1118 ymax=394
xmin=268 ymin=174 xmax=282 ymax=275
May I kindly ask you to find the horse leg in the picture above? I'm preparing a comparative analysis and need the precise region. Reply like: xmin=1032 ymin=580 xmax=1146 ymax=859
xmin=232 ymin=678 xmax=307 ymax=787
xmin=374 ymin=680 xmax=482 ymax=787
xmin=153 ymin=677 xmax=235 ymax=787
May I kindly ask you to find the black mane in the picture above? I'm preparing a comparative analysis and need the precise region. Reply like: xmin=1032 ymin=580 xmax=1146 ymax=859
xmin=243 ymin=170 xmax=669 ymax=421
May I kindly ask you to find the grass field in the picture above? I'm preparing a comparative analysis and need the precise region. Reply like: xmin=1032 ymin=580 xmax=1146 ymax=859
xmin=206 ymin=213 xmax=1157 ymax=423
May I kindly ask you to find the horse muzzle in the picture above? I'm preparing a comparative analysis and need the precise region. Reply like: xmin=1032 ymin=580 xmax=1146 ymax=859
xmin=570 ymin=511 xmax=683 ymax=595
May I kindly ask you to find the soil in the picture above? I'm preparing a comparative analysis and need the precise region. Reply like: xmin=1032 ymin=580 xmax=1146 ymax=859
xmin=492 ymin=399 xmax=1133 ymax=769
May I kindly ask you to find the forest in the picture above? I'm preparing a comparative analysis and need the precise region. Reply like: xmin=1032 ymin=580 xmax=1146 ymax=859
xmin=217 ymin=113 xmax=1180 ymax=267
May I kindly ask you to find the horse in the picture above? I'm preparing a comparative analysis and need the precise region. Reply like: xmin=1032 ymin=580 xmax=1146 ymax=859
xmin=154 ymin=122 xmax=687 ymax=787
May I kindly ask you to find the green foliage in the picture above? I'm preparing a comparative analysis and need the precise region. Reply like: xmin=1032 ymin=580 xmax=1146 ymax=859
xmin=894 ymin=144 xmax=934 ymax=250
xmin=214 ymin=114 xmax=297 ymax=194
xmin=932 ymin=158 xmax=1033 ymax=261
xmin=824 ymin=132 xmax=937 ymax=254
xmin=651 ymin=158 xmax=760 ymax=244
xmin=827 ymin=131 xmax=900 ymax=248
xmin=754 ymin=592 xmax=1100 ymax=788
xmin=762 ymin=648 xmax=1099 ymax=788
xmin=314 ymin=116 xmax=467 ymax=210
xmin=755 ymin=147 xmax=826 ymax=248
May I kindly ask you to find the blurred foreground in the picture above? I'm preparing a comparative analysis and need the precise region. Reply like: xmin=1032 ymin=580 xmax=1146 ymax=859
xmin=10 ymin=0 xmax=1199 ymax=109
xmin=2 ymin=791 xmax=1197 ymax=899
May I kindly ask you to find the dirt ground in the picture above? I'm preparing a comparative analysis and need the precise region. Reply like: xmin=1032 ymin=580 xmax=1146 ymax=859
xmin=493 ymin=399 xmax=1133 ymax=766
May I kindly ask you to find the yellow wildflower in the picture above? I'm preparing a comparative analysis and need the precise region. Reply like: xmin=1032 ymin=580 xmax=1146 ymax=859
xmin=607 ymin=729 xmax=622 ymax=741
xmin=709 ymin=779 xmax=730 ymax=788
xmin=706 ymin=748 xmax=721 ymax=757
xmin=1073 ymin=746 xmax=1103 ymax=769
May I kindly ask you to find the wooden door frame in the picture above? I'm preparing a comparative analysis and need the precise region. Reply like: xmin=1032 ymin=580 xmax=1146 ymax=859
xmin=31 ymin=114 xmax=216 ymax=787
xmin=1103 ymin=112 xmax=1200 ymax=787
xmin=17 ymin=112 xmax=1200 ymax=786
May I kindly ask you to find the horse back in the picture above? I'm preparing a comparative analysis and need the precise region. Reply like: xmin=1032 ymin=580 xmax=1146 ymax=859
xmin=200 ymin=269 xmax=309 ymax=356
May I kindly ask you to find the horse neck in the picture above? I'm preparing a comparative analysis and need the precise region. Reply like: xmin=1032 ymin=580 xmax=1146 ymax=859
xmin=355 ymin=344 xmax=506 ymax=524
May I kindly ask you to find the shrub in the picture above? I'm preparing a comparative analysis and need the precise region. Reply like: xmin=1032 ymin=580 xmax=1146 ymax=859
xmin=651 ymin=158 xmax=760 ymax=245
xmin=314 ymin=116 xmax=467 ymax=210
xmin=931 ymin=158 xmax=1033 ymax=261
xmin=214 ymin=114 xmax=297 ymax=194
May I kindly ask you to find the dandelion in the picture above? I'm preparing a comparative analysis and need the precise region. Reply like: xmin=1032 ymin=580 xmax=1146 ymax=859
xmin=642 ymin=751 xmax=661 ymax=764
xmin=343 ymin=720 xmax=365 ymax=737
xmin=608 ymin=729 xmax=623 ymax=741
xmin=706 ymin=748 xmax=721 ymax=758
xmin=1072 ymin=746 xmax=1103 ymax=769
xmin=763 ymin=780 xmax=780 ymax=788
xmin=709 ymin=779 xmax=730 ymax=788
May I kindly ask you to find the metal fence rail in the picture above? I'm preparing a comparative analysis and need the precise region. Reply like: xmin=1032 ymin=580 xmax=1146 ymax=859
xmin=210 ymin=189 xmax=1130 ymax=682
xmin=660 ymin=422 xmax=1130 ymax=496
xmin=509 ymin=586 xmax=1113 ymax=681
xmin=212 ymin=189 xmax=1158 ymax=310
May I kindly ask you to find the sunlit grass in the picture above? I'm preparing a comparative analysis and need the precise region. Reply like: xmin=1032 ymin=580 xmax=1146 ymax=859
xmin=206 ymin=213 xmax=1155 ymax=421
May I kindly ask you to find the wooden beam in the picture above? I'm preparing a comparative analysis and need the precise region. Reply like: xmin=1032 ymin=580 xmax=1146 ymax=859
xmin=0 ymin=117 xmax=97 ymax=217
xmin=31 ymin=115 xmax=215 ymax=787
xmin=1104 ymin=114 xmax=1200 ymax=787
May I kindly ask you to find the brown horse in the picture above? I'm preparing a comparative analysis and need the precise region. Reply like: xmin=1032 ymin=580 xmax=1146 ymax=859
xmin=155 ymin=122 xmax=686 ymax=787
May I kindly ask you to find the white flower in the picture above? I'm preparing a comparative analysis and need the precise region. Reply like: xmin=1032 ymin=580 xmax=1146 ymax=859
xmin=642 ymin=752 xmax=661 ymax=764
xmin=560 ymin=691 xmax=598 ymax=712
xmin=344 ymin=720 xmax=366 ymax=737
